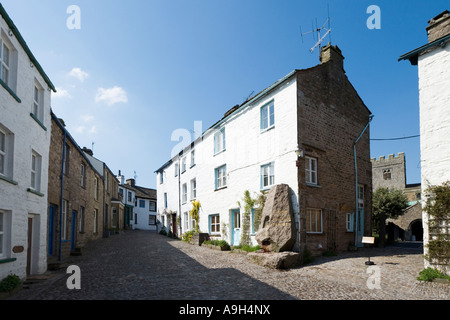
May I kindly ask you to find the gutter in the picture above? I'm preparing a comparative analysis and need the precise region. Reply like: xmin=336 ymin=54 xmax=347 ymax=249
xmin=398 ymin=34 xmax=450 ymax=65
xmin=0 ymin=4 xmax=56 ymax=92
xmin=59 ymin=130 xmax=67 ymax=261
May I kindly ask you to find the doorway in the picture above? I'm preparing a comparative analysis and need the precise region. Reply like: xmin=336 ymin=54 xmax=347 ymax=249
xmin=410 ymin=219 xmax=423 ymax=241
xmin=231 ymin=209 xmax=241 ymax=246
xmin=27 ymin=217 xmax=33 ymax=275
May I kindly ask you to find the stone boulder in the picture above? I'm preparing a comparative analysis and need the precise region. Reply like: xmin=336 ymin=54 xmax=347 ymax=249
xmin=247 ymin=251 xmax=301 ymax=269
xmin=255 ymin=184 xmax=296 ymax=252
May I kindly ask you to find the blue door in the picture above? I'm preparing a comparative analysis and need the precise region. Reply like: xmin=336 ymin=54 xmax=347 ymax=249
xmin=71 ymin=211 xmax=77 ymax=251
xmin=48 ymin=205 xmax=55 ymax=255
xmin=231 ymin=209 xmax=241 ymax=246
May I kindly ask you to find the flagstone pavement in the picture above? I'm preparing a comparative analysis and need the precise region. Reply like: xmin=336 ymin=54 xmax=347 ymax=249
xmin=6 ymin=229 xmax=450 ymax=301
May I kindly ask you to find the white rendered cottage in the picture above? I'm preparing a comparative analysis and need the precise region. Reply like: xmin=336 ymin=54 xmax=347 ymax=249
xmin=156 ymin=44 xmax=373 ymax=254
xmin=399 ymin=10 xmax=450 ymax=273
xmin=0 ymin=4 xmax=56 ymax=280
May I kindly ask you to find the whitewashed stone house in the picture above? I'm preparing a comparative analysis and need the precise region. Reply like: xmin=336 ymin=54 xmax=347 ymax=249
xmin=0 ymin=4 xmax=56 ymax=280
xmin=117 ymin=173 xmax=157 ymax=231
xmin=399 ymin=10 xmax=450 ymax=273
xmin=156 ymin=44 xmax=373 ymax=255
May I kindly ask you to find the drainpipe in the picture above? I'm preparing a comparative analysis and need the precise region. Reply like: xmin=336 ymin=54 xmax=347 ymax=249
xmin=353 ymin=115 xmax=374 ymax=248
xmin=59 ymin=130 xmax=67 ymax=261
xmin=178 ymin=157 xmax=181 ymax=237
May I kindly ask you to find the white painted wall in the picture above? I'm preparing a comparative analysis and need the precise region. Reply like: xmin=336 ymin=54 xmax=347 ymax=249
xmin=133 ymin=197 xmax=157 ymax=231
xmin=0 ymin=14 xmax=52 ymax=280
xmin=418 ymin=44 xmax=450 ymax=270
xmin=157 ymin=75 xmax=299 ymax=246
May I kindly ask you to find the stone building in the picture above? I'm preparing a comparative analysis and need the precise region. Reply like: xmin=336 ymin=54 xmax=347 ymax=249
xmin=371 ymin=153 xmax=423 ymax=241
xmin=47 ymin=114 xmax=105 ymax=262
xmin=48 ymin=113 xmax=123 ymax=263
xmin=0 ymin=4 xmax=56 ymax=280
xmin=82 ymin=149 xmax=122 ymax=237
xmin=156 ymin=43 xmax=373 ymax=257
xmin=399 ymin=10 xmax=450 ymax=273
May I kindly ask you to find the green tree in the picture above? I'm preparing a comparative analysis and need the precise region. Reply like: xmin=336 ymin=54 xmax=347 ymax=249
xmin=372 ymin=187 xmax=409 ymax=247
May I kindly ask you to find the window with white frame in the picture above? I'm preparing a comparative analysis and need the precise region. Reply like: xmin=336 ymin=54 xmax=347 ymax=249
xmin=164 ymin=193 xmax=168 ymax=208
xmin=181 ymin=157 xmax=186 ymax=173
xmin=0 ymin=129 xmax=7 ymax=177
xmin=62 ymin=143 xmax=70 ymax=176
xmin=94 ymin=177 xmax=98 ymax=200
xmin=149 ymin=215 xmax=156 ymax=225
xmin=215 ymin=165 xmax=227 ymax=189
xmin=184 ymin=212 xmax=189 ymax=231
xmin=30 ymin=150 xmax=42 ymax=192
xmin=214 ymin=128 xmax=226 ymax=155
xmin=81 ymin=162 xmax=86 ymax=187
xmin=160 ymin=171 xmax=164 ymax=184
xmin=174 ymin=163 xmax=179 ymax=177
xmin=346 ymin=212 xmax=354 ymax=232
xmin=209 ymin=214 xmax=220 ymax=234
xmin=261 ymin=162 xmax=275 ymax=189
xmin=305 ymin=156 xmax=318 ymax=185
xmin=0 ymin=130 xmax=5 ymax=176
xmin=182 ymin=183 xmax=187 ymax=204
xmin=149 ymin=201 xmax=156 ymax=212
xmin=79 ymin=206 xmax=85 ymax=233
xmin=32 ymin=83 xmax=44 ymax=122
xmin=0 ymin=38 xmax=10 ymax=86
xmin=306 ymin=208 xmax=323 ymax=233
xmin=0 ymin=125 xmax=13 ymax=180
xmin=260 ymin=101 xmax=275 ymax=131
xmin=93 ymin=209 xmax=98 ymax=233
xmin=0 ymin=210 xmax=12 ymax=260
xmin=0 ymin=210 xmax=6 ymax=259
xmin=191 ymin=150 xmax=195 ymax=167
xmin=0 ymin=32 xmax=17 ymax=94
xmin=62 ymin=200 xmax=68 ymax=240
xmin=190 ymin=178 xmax=197 ymax=200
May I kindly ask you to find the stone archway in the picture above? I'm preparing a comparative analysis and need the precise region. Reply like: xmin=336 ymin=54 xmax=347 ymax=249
xmin=409 ymin=219 xmax=423 ymax=241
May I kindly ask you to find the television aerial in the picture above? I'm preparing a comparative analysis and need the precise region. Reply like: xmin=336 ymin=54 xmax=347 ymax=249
xmin=300 ymin=8 xmax=332 ymax=55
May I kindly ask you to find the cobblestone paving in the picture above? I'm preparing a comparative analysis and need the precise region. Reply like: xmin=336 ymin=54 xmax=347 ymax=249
xmin=7 ymin=230 xmax=450 ymax=300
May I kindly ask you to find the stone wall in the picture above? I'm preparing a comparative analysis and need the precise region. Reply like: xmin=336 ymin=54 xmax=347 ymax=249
xmin=371 ymin=153 xmax=407 ymax=191
xmin=47 ymin=115 xmax=105 ymax=262
xmin=296 ymin=44 xmax=373 ymax=255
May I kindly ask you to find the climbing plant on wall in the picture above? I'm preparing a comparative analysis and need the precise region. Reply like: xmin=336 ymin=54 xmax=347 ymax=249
xmin=190 ymin=200 xmax=201 ymax=233
xmin=423 ymin=182 xmax=450 ymax=272
xmin=237 ymin=190 xmax=267 ymax=247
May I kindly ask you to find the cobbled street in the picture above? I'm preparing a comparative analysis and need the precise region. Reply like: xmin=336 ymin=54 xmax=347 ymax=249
xmin=7 ymin=230 xmax=450 ymax=301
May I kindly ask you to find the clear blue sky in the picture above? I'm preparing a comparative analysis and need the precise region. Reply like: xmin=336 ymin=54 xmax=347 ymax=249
xmin=2 ymin=0 xmax=447 ymax=188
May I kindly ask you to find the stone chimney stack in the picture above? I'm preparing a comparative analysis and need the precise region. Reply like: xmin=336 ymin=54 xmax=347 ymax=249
xmin=82 ymin=147 xmax=93 ymax=156
xmin=426 ymin=10 xmax=450 ymax=43
xmin=320 ymin=43 xmax=344 ymax=69
xmin=126 ymin=178 xmax=135 ymax=187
